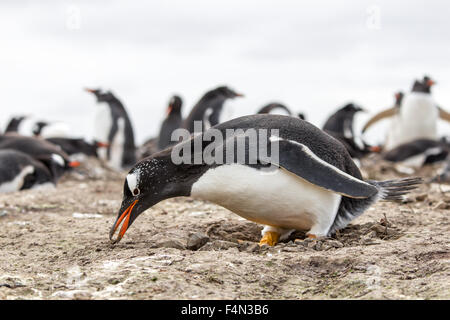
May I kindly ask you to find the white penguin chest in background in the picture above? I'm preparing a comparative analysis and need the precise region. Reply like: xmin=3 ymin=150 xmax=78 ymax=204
xmin=109 ymin=118 xmax=125 ymax=170
xmin=93 ymin=102 xmax=113 ymax=160
xmin=386 ymin=93 xmax=438 ymax=150
xmin=191 ymin=164 xmax=342 ymax=231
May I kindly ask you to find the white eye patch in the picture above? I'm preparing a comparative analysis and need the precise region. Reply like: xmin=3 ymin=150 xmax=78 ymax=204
xmin=51 ymin=154 xmax=65 ymax=167
xmin=126 ymin=173 xmax=138 ymax=194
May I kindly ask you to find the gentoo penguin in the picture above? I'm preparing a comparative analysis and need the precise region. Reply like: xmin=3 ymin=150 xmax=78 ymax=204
xmin=257 ymin=103 xmax=292 ymax=116
xmin=0 ymin=149 xmax=54 ymax=193
xmin=0 ymin=135 xmax=79 ymax=182
xmin=323 ymin=103 xmax=364 ymax=138
xmin=45 ymin=138 xmax=106 ymax=158
xmin=109 ymin=114 xmax=421 ymax=245
xmin=183 ymin=86 xmax=243 ymax=133
xmin=363 ymin=76 xmax=450 ymax=150
xmin=85 ymin=88 xmax=137 ymax=170
xmin=158 ymin=95 xmax=183 ymax=150
xmin=383 ymin=137 xmax=450 ymax=168
xmin=323 ymin=103 xmax=379 ymax=160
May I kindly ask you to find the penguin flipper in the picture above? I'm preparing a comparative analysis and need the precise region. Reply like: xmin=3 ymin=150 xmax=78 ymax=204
xmin=438 ymin=106 xmax=450 ymax=122
xmin=362 ymin=106 xmax=397 ymax=133
xmin=272 ymin=139 xmax=378 ymax=199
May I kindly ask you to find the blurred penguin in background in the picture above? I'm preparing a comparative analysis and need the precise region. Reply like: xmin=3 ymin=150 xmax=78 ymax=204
xmin=383 ymin=137 xmax=450 ymax=168
xmin=183 ymin=86 xmax=244 ymax=133
xmin=158 ymin=95 xmax=183 ymax=150
xmin=363 ymin=76 xmax=450 ymax=150
xmin=45 ymin=137 xmax=106 ymax=161
xmin=0 ymin=135 xmax=79 ymax=182
xmin=323 ymin=103 xmax=379 ymax=163
xmin=0 ymin=149 xmax=54 ymax=193
xmin=85 ymin=88 xmax=137 ymax=170
xmin=4 ymin=116 xmax=70 ymax=138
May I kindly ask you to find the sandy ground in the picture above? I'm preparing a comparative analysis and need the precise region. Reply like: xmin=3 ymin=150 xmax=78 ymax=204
xmin=0 ymin=157 xmax=448 ymax=300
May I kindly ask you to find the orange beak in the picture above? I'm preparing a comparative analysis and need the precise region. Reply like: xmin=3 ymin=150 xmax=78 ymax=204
xmin=427 ymin=79 xmax=435 ymax=87
xmin=69 ymin=161 xmax=81 ymax=168
xmin=235 ymin=93 xmax=245 ymax=97
xmin=110 ymin=200 xmax=138 ymax=243
xmin=84 ymin=88 xmax=96 ymax=93
xmin=96 ymin=141 xmax=109 ymax=148
xmin=167 ymin=105 xmax=173 ymax=115
xmin=369 ymin=146 xmax=382 ymax=153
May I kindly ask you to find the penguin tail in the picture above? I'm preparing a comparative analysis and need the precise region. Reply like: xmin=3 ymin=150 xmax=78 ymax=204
xmin=371 ymin=177 xmax=423 ymax=201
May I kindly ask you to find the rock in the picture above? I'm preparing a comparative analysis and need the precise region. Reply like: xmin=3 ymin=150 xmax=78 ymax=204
xmin=415 ymin=193 xmax=428 ymax=202
xmin=186 ymin=232 xmax=209 ymax=250
xmin=0 ymin=211 xmax=8 ymax=218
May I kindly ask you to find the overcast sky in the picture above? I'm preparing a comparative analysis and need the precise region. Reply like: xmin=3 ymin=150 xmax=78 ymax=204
xmin=1 ymin=0 xmax=449 ymax=144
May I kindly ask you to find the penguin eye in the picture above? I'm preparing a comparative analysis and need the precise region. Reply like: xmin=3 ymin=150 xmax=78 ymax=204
xmin=132 ymin=188 xmax=140 ymax=196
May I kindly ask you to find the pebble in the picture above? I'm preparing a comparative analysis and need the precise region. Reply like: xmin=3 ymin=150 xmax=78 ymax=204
xmin=186 ymin=232 xmax=209 ymax=250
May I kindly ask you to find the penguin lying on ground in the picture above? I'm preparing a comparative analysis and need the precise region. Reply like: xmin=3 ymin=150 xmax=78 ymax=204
xmin=183 ymin=86 xmax=243 ymax=132
xmin=257 ymin=103 xmax=292 ymax=116
xmin=383 ymin=137 xmax=450 ymax=168
xmin=158 ymin=95 xmax=183 ymax=150
xmin=0 ymin=135 xmax=79 ymax=182
xmin=45 ymin=137 xmax=106 ymax=159
xmin=109 ymin=114 xmax=421 ymax=246
xmin=363 ymin=76 xmax=450 ymax=150
xmin=0 ymin=149 xmax=54 ymax=193
xmin=85 ymin=88 xmax=137 ymax=170
xmin=323 ymin=103 xmax=380 ymax=161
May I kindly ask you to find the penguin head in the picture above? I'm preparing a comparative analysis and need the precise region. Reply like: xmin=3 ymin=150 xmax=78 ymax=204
xmin=214 ymin=86 xmax=244 ymax=99
xmin=32 ymin=121 xmax=48 ymax=136
xmin=341 ymin=103 xmax=365 ymax=114
xmin=167 ymin=95 xmax=183 ymax=115
xmin=84 ymin=88 xmax=116 ymax=103
xmin=37 ymin=152 xmax=80 ymax=182
xmin=298 ymin=113 xmax=306 ymax=120
xmin=411 ymin=76 xmax=435 ymax=93
xmin=423 ymin=75 xmax=435 ymax=89
xmin=21 ymin=162 xmax=54 ymax=190
xmin=110 ymin=150 xmax=191 ymax=243
xmin=257 ymin=103 xmax=291 ymax=115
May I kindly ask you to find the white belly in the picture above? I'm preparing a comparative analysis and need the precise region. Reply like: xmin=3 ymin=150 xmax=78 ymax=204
xmin=93 ymin=102 xmax=113 ymax=160
xmin=40 ymin=123 xmax=71 ymax=138
xmin=385 ymin=93 xmax=438 ymax=150
xmin=0 ymin=165 xmax=34 ymax=193
xmin=191 ymin=164 xmax=342 ymax=231
xmin=109 ymin=118 xmax=125 ymax=170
